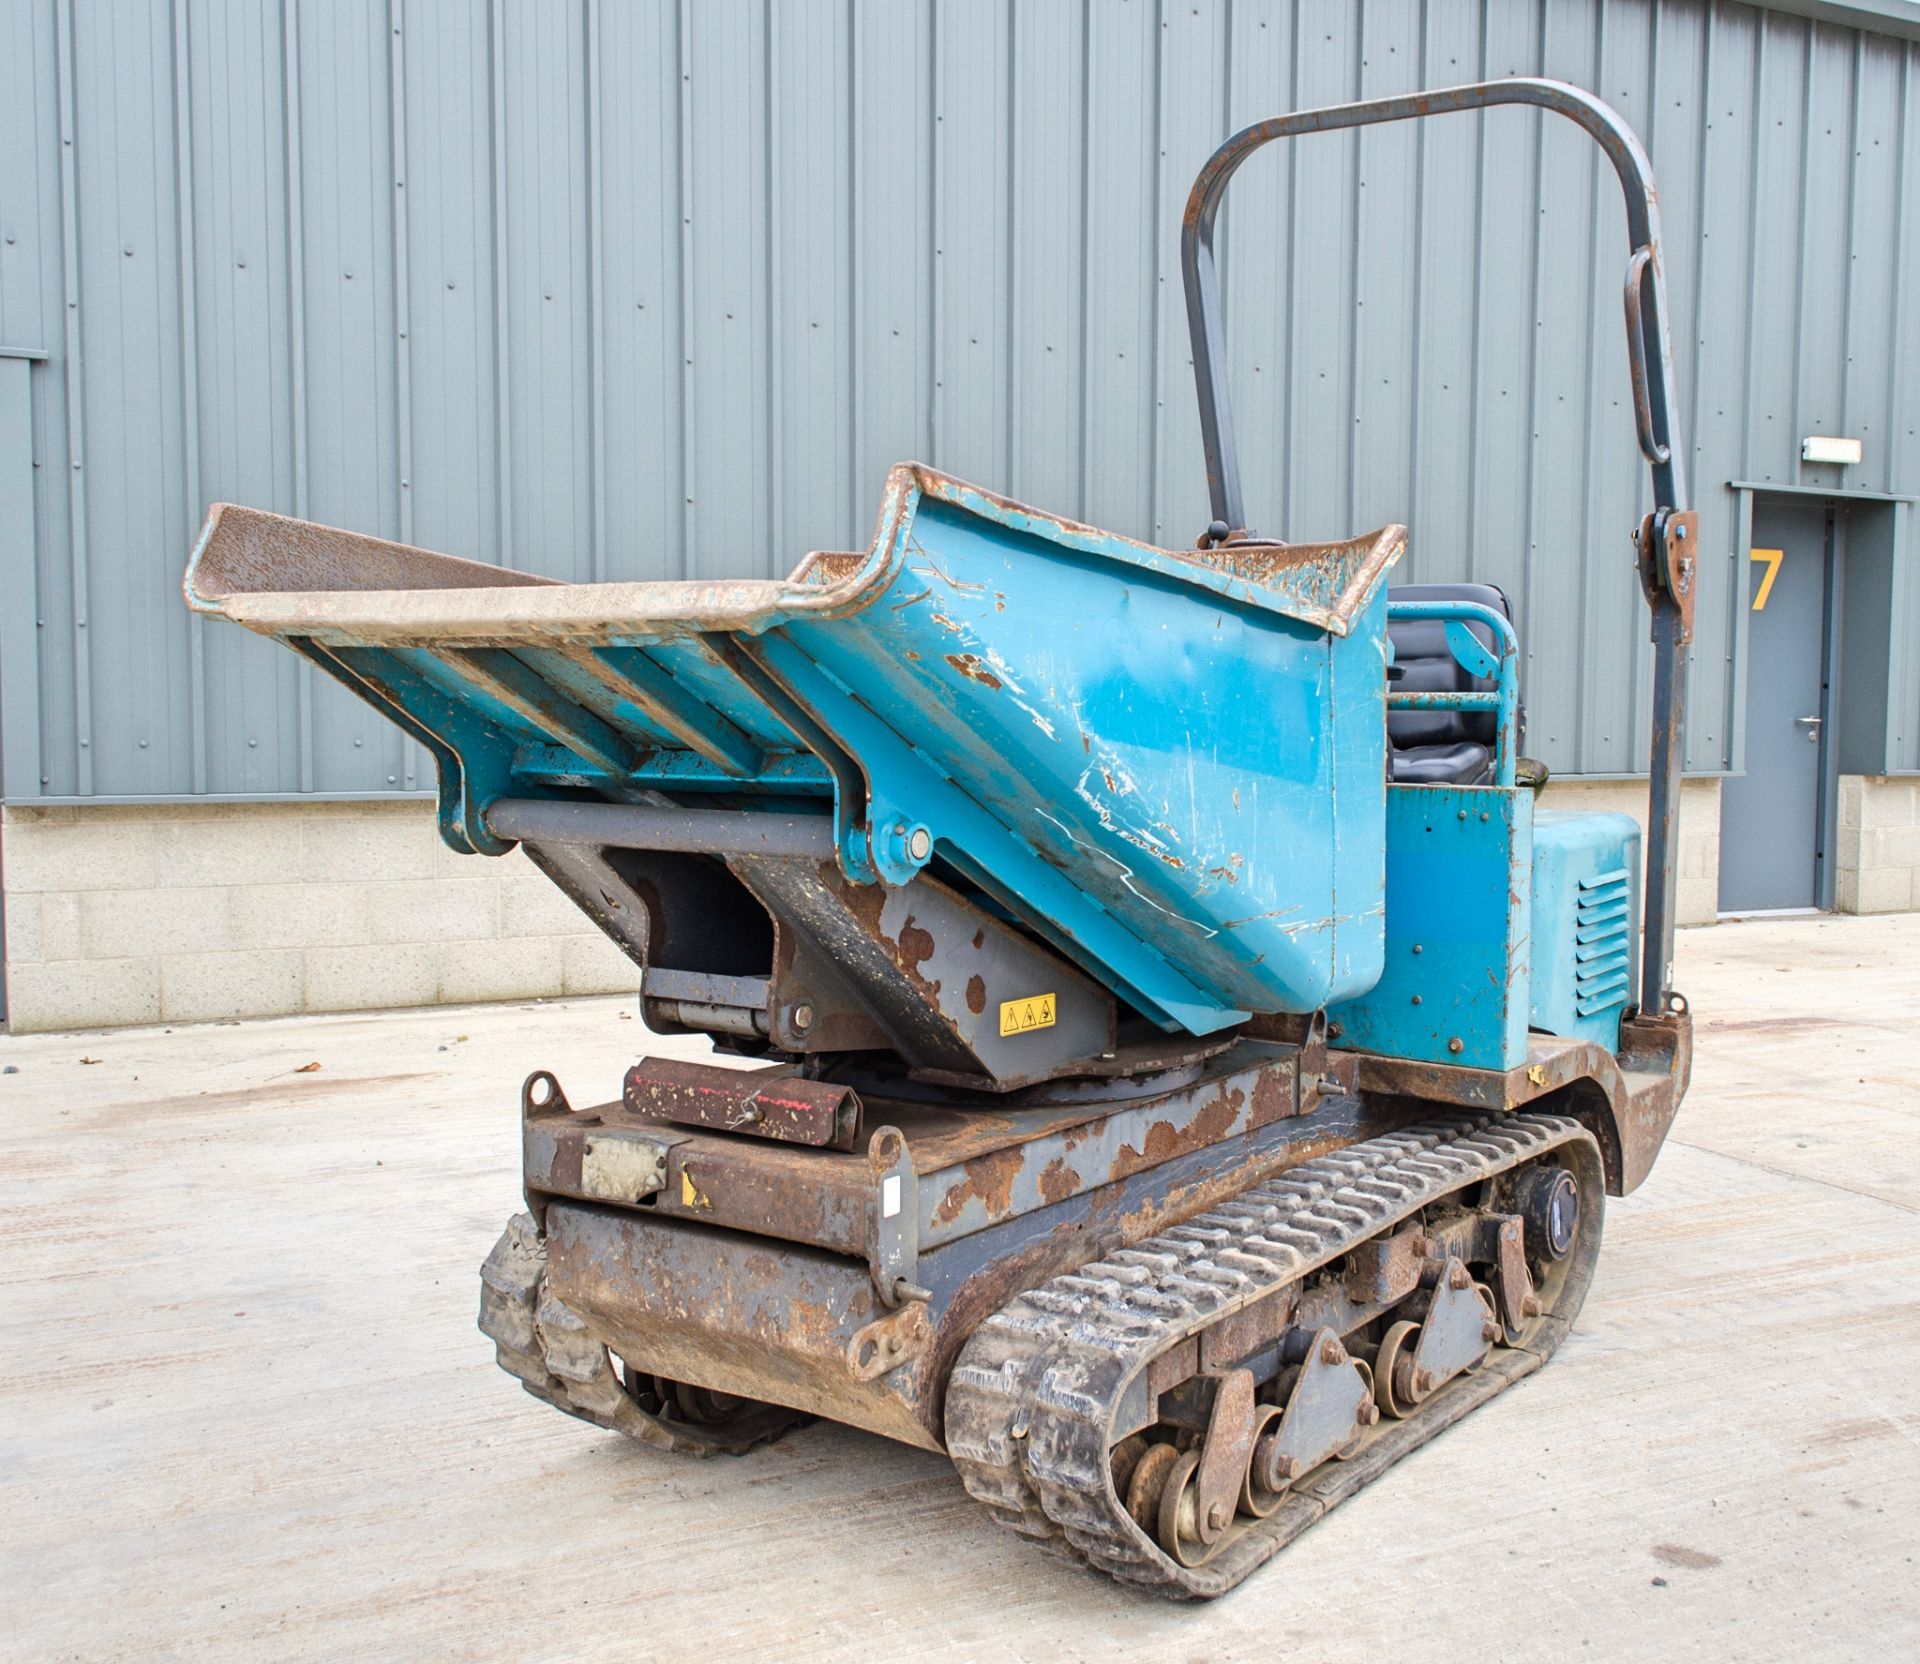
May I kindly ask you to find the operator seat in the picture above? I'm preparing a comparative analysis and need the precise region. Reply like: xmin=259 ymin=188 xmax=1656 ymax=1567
xmin=1386 ymin=582 xmax=1521 ymax=786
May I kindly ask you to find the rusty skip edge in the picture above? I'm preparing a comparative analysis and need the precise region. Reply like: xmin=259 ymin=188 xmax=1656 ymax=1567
xmin=183 ymin=462 xmax=1400 ymax=649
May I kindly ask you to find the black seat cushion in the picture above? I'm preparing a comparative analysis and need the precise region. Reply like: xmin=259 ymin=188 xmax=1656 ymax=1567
xmin=1389 ymin=739 xmax=1494 ymax=784
xmin=1386 ymin=582 xmax=1519 ymax=786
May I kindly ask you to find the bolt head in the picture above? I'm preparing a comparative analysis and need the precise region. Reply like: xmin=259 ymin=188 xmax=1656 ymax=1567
xmin=1206 ymin=1501 xmax=1231 ymax=1532
xmin=1358 ymin=1401 xmax=1380 ymax=1426
xmin=1449 ymin=1263 xmax=1470 ymax=1290
xmin=791 ymin=1003 xmax=815 ymax=1032
xmin=1413 ymin=1368 xmax=1436 ymax=1395
xmin=906 ymin=825 xmax=932 ymax=862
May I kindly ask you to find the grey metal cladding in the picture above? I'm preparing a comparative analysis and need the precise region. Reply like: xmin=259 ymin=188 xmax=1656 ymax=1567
xmin=2 ymin=0 xmax=1917 ymax=802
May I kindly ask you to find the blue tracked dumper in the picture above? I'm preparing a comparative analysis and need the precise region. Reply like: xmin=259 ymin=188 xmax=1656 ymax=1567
xmin=185 ymin=81 xmax=1697 ymax=1597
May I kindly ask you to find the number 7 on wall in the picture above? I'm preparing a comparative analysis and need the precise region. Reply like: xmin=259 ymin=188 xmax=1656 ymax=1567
xmin=1748 ymin=547 xmax=1783 ymax=611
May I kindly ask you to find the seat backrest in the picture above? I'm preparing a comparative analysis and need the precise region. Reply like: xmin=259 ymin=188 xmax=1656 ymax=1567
xmin=1386 ymin=582 xmax=1514 ymax=750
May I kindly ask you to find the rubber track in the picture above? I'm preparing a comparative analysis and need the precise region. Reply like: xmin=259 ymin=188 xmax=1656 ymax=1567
xmin=944 ymin=1111 xmax=1597 ymax=1598
xmin=478 ymin=1211 xmax=803 ymax=1457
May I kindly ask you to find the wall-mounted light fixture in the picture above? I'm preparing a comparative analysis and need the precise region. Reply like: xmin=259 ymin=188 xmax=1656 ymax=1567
xmin=1801 ymin=435 xmax=1863 ymax=466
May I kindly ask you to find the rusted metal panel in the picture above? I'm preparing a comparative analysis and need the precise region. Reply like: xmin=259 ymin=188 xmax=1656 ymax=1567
xmin=1350 ymin=1014 xmax=1690 ymax=1199
xmin=621 ymin=1056 xmax=862 ymax=1150
xmin=543 ymin=1203 xmax=940 ymax=1450
xmin=1351 ymin=1033 xmax=1622 ymax=1111
xmin=729 ymin=854 xmax=1119 ymax=1087
xmin=542 ymin=1083 xmax=1422 ymax=1452
xmin=916 ymin=1048 xmax=1299 ymax=1247
xmin=524 ymin=1042 xmax=1308 ymax=1262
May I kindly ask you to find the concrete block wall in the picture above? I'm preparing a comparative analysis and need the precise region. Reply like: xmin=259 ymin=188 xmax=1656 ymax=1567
xmin=1835 ymin=777 xmax=1920 ymax=914
xmin=0 ymin=800 xmax=633 ymax=1033
xmin=1534 ymin=776 xmax=1723 ymax=927
xmin=10 ymin=770 xmax=1904 ymax=1034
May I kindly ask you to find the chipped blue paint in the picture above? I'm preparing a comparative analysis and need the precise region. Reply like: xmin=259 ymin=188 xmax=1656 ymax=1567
xmin=1327 ymin=784 xmax=1533 ymax=1072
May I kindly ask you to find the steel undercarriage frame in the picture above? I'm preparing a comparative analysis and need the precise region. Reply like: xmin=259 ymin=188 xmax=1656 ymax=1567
xmin=500 ymin=1009 xmax=1685 ymax=1459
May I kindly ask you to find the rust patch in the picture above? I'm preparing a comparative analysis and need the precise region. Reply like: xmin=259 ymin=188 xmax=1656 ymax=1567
xmin=1109 ymin=1087 xmax=1244 ymax=1182
xmin=1248 ymin=1067 xmax=1297 ymax=1126
xmin=1037 ymin=1156 xmax=1077 ymax=1205
xmin=932 ymin=1146 xmax=1025 ymax=1228
xmin=897 ymin=917 xmax=936 ymax=979
xmin=944 ymin=652 xmax=1004 ymax=690
xmin=965 ymin=973 xmax=987 ymax=1015
xmin=971 ymin=928 xmax=985 ymax=950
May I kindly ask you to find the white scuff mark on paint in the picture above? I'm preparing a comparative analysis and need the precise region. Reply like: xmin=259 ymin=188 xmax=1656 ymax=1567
xmin=1072 ymin=761 xmax=1190 ymax=869
xmin=1032 ymin=805 xmax=1217 ymax=936
xmin=975 ymin=645 xmax=1059 ymax=740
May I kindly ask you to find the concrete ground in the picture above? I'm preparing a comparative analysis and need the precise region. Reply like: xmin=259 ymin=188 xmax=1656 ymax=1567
xmin=2 ymin=915 xmax=1916 ymax=1663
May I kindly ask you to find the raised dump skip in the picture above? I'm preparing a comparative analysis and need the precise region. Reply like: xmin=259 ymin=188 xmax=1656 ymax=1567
xmin=186 ymin=463 xmax=1403 ymax=1033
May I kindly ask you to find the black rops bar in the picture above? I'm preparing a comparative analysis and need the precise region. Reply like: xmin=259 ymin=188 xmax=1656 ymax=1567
xmin=1180 ymin=78 xmax=1692 ymax=1017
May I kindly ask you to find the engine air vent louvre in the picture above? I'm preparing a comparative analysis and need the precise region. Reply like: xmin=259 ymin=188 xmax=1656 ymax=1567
xmin=1573 ymin=867 xmax=1632 ymax=1016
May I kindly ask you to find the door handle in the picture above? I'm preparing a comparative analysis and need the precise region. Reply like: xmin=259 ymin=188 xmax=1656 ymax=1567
xmin=1796 ymin=715 xmax=1822 ymax=743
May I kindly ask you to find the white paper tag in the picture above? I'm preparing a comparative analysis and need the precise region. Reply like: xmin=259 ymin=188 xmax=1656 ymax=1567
xmin=882 ymin=1173 xmax=902 ymax=1219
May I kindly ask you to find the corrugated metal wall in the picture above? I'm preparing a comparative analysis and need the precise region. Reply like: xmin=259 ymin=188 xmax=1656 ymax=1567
xmin=2 ymin=0 xmax=1916 ymax=802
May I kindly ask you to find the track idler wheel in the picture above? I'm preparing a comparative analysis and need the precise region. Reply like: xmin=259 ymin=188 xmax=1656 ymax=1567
xmin=1122 ymin=1441 xmax=1184 ymax=1535
xmin=1374 ymin=1319 xmax=1423 ymax=1419
xmin=1155 ymin=1368 xmax=1259 ymax=1567
xmin=1373 ymin=1256 xmax=1500 ymax=1418
xmin=1249 ymin=1329 xmax=1379 ymax=1485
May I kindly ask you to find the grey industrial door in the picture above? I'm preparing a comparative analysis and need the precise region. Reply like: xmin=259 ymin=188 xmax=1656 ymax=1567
xmin=1719 ymin=499 xmax=1839 ymax=912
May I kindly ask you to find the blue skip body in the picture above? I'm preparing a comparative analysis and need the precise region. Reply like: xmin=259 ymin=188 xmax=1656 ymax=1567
xmin=189 ymin=463 xmax=1409 ymax=1036
xmin=187 ymin=463 xmax=1638 ymax=1066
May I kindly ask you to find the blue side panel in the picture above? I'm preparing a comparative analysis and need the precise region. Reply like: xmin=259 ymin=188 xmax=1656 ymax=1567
xmin=1529 ymin=810 xmax=1641 ymax=1050
xmin=1327 ymin=784 xmax=1531 ymax=1072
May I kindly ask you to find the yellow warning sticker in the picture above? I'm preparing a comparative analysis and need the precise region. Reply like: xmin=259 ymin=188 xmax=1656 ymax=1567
xmin=999 ymin=992 xmax=1057 ymax=1037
